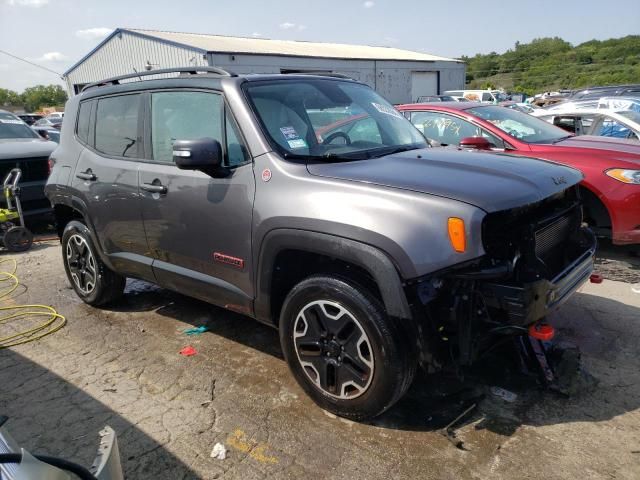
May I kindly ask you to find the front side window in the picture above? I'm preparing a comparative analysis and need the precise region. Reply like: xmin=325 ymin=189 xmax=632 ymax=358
xmin=225 ymin=113 xmax=249 ymax=166
xmin=468 ymin=106 xmax=569 ymax=143
xmin=245 ymin=79 xmax=426 ymax=161
xmin=95 ymin=94 xmax=141 ymax=158
xmin=151 ymin=91 xmax=222 ymax=163
xmin=592 ymin=116 xmax=632 ymax=139
xmin=410 ymin=111 xmax=502 ymax=147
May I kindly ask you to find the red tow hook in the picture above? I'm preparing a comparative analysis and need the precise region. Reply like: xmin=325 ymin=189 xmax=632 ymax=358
xmin=590 ymin=273 xmax=603 ymax=284
xmin=528 ymin=323 xmax=555 ymax=341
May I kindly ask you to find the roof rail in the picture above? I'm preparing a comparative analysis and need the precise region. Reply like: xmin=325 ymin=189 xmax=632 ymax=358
xmin=282 ymin=71 xmax=355 ymax=80
xmin=81 ymin=66 xmax=237 ymax=93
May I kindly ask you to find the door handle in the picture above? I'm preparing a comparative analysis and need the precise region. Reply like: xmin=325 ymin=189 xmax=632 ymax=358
xmin=76 ymin=170 xmax=97 ymax=181
xmin=141 ymin=181 xmax=167 ymax=194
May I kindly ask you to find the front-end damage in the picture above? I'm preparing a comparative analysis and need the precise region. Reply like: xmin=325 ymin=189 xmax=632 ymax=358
xmin=407 ymin=186 xmax=597 ymax=374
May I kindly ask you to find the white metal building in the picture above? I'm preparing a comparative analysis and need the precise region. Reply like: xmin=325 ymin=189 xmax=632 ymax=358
xmin=63 ymin=28 xmax=465 ymax=104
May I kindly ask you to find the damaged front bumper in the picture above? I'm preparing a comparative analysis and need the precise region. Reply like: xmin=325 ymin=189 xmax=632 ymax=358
xmin=412 ymin=188 xmax=598 ymax=369
xmin=480 ymin=228 xmax=596 ymax=326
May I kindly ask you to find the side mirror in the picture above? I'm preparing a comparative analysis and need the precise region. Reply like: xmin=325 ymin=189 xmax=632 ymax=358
xmin=459 ymin=136 xmax=492 ymax=150
xmin=172 ymin=138 xmax=229 ymax=177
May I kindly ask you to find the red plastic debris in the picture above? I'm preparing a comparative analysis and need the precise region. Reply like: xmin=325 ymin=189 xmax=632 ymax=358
xmin=179 ymin=346 xmax=197 ymax=357
xmin=590 ymin=273 xmax=603 ymax=284
xmin=528 ymin=323 xmax=555 ymax=341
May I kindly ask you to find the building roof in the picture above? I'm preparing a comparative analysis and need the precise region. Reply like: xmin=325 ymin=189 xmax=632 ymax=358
xmin=63 ymin=28 xmax=462 ymax=78
xmin=127 ymin=28 xmax=460 ymax=62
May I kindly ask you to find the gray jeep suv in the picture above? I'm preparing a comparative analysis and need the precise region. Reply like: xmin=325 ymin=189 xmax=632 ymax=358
xmin=46 ymin=68 xmax=596 ymax=419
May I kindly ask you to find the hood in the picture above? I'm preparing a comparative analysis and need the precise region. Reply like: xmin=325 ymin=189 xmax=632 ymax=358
xmin=548 ymin=135 xmax=640 ymax=156
xmin=0 ymin=138 xmax=57 ymax=160
xmin=306 ymin=148 xmax=583 ymax=213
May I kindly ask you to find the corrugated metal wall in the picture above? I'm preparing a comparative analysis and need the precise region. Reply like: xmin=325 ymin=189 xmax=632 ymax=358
xmin=209 ymin=53 xmax=465 ymax=104
xmin=64 ymin=32 xmax=465 ymax=103
xmin=65 ymin=31 xmax=208 ymax=93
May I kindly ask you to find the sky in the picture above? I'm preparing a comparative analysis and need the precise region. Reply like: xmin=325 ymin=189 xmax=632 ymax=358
xmin=1 ymin=0 xmax=639 ymax=92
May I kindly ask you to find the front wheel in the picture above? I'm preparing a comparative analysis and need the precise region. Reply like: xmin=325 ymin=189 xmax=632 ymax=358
xmin=279 ymin=275 xmax=416 ymax=420
xmin=62 ymin=221 xmax=125 ymax=306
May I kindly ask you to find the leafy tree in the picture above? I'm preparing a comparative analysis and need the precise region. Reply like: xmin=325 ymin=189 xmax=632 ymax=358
xmin=21 ymin=85 xmax=67 ymax=112
xmin=0 ymin=88 xmax=22 ymax=108
xmin=462 ymin=35 xmax=640 ymax=93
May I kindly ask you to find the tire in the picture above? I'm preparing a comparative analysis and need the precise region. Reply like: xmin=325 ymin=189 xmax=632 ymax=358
xmin=279 ymin=275 xmax=416 ymax=420
xmin=4 ymin=226 xmax=33 ymax=252
xmin=61 ymin=220 xmax=125 ymax=306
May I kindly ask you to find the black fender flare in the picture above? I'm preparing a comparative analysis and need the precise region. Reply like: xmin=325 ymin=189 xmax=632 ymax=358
xmin=254 ymin=229 xmax=412 ymax=324
xmin=52 ymin=193 xmax=114 ymax=270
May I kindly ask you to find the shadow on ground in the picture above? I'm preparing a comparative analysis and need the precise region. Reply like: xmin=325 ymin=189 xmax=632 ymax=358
xmin=0 ymin=349 xmax=198 ymax=478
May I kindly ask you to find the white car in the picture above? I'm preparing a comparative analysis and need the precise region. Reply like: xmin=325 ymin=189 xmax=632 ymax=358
xmin=533 ymin=108 xmax=640 ymax=141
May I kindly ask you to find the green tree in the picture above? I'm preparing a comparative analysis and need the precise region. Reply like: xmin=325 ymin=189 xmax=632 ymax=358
xmin=21 ymin=85 xmax=67 ymax=112
xmin=0 ymin=88 xmax=23 ymax=108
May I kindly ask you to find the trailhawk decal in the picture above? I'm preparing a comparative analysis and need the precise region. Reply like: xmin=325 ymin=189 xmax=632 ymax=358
xmin=213 ymin=252 xmax=245 ymax=269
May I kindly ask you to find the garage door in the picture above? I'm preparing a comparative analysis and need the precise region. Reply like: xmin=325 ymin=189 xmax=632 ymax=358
xmin=411 ymin=72 xmax=438 ymax=102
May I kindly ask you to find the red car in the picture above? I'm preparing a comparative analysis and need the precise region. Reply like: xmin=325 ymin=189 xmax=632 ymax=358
xmin=396 ymin=102 xmax=640 ymax=245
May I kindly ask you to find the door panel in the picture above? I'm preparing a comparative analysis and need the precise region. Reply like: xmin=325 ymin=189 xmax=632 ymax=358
xmin=139 ymin=164 xmax=255 ymax=311
xmin=140 ymin=90 xmax=255 ymax=312
xmin=72 ymin=93 xmax=153 ymax=280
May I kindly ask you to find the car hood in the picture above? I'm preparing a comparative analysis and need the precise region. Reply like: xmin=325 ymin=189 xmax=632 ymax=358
xmin=306 ymin=148 xmax=583 ymax=213
xmin=0 ymin=138 xmax=57 ymax=159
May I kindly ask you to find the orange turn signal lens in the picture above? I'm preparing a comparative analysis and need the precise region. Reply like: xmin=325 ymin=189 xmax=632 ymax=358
xmin=448 ymin=217 xmax=466 ymax=253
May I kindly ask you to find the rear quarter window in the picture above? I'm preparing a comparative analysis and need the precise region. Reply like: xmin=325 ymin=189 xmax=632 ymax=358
xmin=76 ymin=101 xmax=92 ymax=144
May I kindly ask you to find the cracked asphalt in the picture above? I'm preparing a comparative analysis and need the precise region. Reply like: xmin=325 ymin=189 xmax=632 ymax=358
xmin=1 ymin=240 xmax=639 ymax=479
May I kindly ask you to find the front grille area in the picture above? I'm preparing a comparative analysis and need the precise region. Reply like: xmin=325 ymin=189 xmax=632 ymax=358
xmin=0 ymin=157 xmax=49 ymax=183
xmin=482 ymin=186 xmax=585 ymax=281
xmin=535 ymin=214 xmax=572 ymax=258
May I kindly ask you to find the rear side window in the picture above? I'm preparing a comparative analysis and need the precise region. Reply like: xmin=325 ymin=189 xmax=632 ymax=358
xmin=95 ymin=94 xmax=141 ymax=158
xmin=151 ymin=91 xmax=223 ymax=163
xmin=76 ymin=101 xmax=92 ymax=144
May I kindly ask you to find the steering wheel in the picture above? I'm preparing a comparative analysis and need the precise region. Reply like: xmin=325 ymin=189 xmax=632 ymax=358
xmin=323 ymin=131 xmax=351 ymax=145
xmin=508 ymin=129 xmax=523 ymax=139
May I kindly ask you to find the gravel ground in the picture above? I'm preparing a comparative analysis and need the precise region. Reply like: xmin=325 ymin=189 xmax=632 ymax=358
xmin=1 ymin=241 xmax=639 ymax=479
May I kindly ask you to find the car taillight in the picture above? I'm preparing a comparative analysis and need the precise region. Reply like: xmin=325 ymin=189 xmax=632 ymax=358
xmin=48 ymin=158 xmax=54 ymax=176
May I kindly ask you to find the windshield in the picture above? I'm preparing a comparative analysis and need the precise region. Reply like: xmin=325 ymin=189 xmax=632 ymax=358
xmin=0 ymin=115 xmax=39 ymax=139
xmin=245 ymin=79 xmax=427 ymax=160
xmin=47 ymin=116 xmax=63 ymax=124
xmin=468 ymin=105 xmax=569 ymax=143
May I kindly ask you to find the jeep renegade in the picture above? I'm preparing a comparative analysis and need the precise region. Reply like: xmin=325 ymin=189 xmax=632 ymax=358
xmin=46 ymin=68 xmax=596 ymax=419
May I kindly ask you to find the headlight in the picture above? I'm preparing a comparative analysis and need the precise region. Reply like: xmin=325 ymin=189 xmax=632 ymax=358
xmin=605 ymin=169 xmax=640 ymax=184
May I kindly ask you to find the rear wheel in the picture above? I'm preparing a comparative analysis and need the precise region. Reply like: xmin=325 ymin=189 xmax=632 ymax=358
xmin=62 ymin=221 xmax=125 ymax=306
xmin=280 ymin=275 xmax=416 ymax=420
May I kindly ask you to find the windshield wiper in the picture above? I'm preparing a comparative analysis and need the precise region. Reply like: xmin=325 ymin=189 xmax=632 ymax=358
xmin=550 ymin=135 xmax=573 ymax=144
xmin=368 ymin=145 xmax=423 ymax=158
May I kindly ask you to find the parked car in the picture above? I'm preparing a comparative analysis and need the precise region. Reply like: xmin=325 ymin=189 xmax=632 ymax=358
xmin=0 ymin=110 xmax=56 ymax=216
xmin=32 ymin=125 xmax=61 ymax=143
xmin=499 ymin=101 xmax=537 ymax=114
xmin=397 ymin=102 xmax=640 ymax=245
xmin=45 ymin=111 xmax=64 ymax=119
xmin=33 ymin=115 xmax=63 ymax=130
xmin=444 ymin=89 xmax=507 ymax=103
xmin=17 ymin=114 xmax=43 ymax=126
xmin=570 ymin=84 xmax=640 ymax=101
xmin=533 ymin=109 xmax=640 ymax=141
xmin=416 ymin=95 xmax=456 ymax=102
xmin=46 ymin=68 xmax=595 ymax=420
xmin=542 ymin=97 xmax=640 ymax=113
